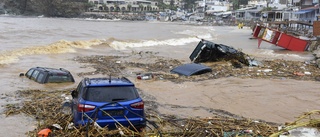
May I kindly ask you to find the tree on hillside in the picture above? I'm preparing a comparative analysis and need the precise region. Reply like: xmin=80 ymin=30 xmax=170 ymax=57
xmin=183 ymin=0 xmax=196 ymax=12
xmin=139 ymin=4 xmax=144 ymax=11
xmin=232 ymin=0 xmax=249 ymax=10
xmin=239 ymin=0 xmax=249 ymax=5
xmin=170 ymin=0 xmax=175 ymax=10
xmin=127 ymin=4 xmax=132 ymax=11
xmin=33 ymin=0 xmax=55 ymax=16
xmin=2 ymin=0 xmax=88 ymax=16
xmin=20 ymin=0 xmax=27 ymax=14
xmin=32 ymin=0 xmax=87 ymax=17
xmin=3 ymin=0 xmax=24 ymax=14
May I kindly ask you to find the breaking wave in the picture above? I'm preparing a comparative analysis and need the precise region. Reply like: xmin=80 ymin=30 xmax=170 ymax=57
xmin=0 ymin=33 xmax=214 ymax=64
xmin=105 ymin=25 xmax=215 ymax=50
xmin=109 ymin=37 xmax=198 ymax=50
xmin=174 ymin=28 xmax=216 ymax=40
xmin=175 ymin=27 xmax=215 ymax=36
xmin=109 ymin=34 xmax=212 ymax=50
xmin=0 ymin=39 xmax=102 ymax=64
xmin=255 ymin=49 xmax=314 ymax=61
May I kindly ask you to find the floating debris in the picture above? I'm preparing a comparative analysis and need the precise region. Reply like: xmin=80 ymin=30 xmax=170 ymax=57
xmin=4 ymin=89 xmax=320 ymax=137
xmin=73 ymin=53 xmax=320 ymax=83
xmin=3 ymin=89 xmax=282 ymax=137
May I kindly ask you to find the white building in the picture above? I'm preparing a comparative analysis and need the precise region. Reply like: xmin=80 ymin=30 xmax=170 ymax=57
xmin=88 ymin=0 xmax=159 ymax=11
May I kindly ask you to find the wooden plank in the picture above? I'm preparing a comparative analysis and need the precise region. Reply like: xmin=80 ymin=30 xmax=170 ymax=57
xmin=313 ymin=21 xmax=320 ymax=36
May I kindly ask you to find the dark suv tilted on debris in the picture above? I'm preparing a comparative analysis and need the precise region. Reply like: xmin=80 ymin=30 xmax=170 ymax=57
xmin=22 ymin=67 xmax=75 ymax=84
xmin=71 ymin=77 xmax=146 ymax=130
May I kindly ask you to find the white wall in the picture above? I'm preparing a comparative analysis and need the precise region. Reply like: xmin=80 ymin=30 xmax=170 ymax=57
xmin=207 ymin=5 xmax=228 ymax=11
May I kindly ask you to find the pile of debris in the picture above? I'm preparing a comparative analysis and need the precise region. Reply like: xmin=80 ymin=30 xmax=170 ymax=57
xmin=3 ymin=89 xmax=280 ymax=136
xmin=73 ymin=49 xmax=320 ymax=83
xmin=3 ymin=38 xmax=320 ymax=136
xmin=4 ymin=89 xmax=320 ymax=136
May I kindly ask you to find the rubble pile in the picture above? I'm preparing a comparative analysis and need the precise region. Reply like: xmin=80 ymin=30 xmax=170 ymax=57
xmin=4 ymin=45 xmax=320 ymax=136
xmin=4 ymin=89 xmax=280 ymax=137
xmin=4 ymin=89 xmax=143 ymax=136
xmin=73 ymin=53 xmax=320 ymax=83
xmin=3 ymin=50 xmax=320 ymax=136
xmin=4 ymin=89 xmax=320 ymax=136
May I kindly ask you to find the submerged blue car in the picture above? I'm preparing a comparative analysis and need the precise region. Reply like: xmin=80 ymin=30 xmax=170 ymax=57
xmin=71 ymin=77 xmax=146 ymax=130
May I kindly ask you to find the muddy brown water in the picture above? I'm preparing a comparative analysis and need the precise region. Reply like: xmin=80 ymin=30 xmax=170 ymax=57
xmin=0 ymin=16 xmax=318 ymax=136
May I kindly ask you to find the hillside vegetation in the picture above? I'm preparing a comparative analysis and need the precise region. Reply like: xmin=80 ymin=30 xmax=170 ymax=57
xmin=0 ymin=0 xmax=88 ymax=17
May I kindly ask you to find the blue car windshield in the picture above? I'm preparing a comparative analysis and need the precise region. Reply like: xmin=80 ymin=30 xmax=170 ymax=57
xmin=84 ymin=86 xmax=139 ymax=102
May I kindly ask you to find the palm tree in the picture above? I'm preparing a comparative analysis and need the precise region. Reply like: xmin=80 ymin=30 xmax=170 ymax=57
xmin=21 ymin=0 xmax=28 ymax=14
xmin=139 ymin=4 xmax=144 ymax=11
xmin=147 ymin=5 xmax=152 ymax=11
xmin=127 ymin=4 xmax=132 ymax=12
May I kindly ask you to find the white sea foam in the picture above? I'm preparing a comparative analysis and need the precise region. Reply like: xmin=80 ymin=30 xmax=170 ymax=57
xmin=83 ymin=18 xmax=121 ymax=22
xmin=255 ymin=49 xmax=312 ymax=60
xmin=0 ymin=39 xmax=102 ymax=64
xmin=109 ymin=37 xmax=202 ymax=50
xmin=198 ymin=33 xmax=214 ymax=40
xmin=174 ymin=27 xmax=215 ymax=39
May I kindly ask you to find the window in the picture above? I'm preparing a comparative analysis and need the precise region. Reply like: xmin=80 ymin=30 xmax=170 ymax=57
xmin=84 ymin=86 xmax=139 ymax=102
xmin=26 ymin=69 xmax=34 ymax=78
xmin=31 ymin=70 xmax=39 ymax=80
xmin=47 ymin=74 xmax=74 ymax=83
xmin=72 ymin=83 xmax=82 ymax=98
xmin=36 ymin=73 xmax=44 ymax=83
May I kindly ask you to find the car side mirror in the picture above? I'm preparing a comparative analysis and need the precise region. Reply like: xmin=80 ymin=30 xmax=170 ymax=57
xmin=71 ymin=90 xmax=77 ymax=98
xmin=19 ymin=73 xmax=25 ymax=77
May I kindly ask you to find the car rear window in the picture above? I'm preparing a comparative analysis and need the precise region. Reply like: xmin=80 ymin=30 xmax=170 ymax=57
xmin=47 ymin=75 xmax=74 ymax=83
xmin=84 ymin=86 xmax=139 ymax=102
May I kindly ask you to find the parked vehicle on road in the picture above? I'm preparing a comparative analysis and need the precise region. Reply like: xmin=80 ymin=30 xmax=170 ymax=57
xmin=71 ymin=77 xmax=146 ymax=130
xmin=21 ymin=67 xmax=75 ymax=84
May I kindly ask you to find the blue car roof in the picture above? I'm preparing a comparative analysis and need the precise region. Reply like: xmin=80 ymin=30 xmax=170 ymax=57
xmin=170 ymin=63 xmax=212 ymax=76
xmin=84 ymin=77 xmax=134 ymax=87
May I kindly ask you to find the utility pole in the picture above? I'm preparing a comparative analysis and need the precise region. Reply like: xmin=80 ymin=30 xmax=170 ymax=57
xmin=204 ymin=0 xmax=206 ymax=13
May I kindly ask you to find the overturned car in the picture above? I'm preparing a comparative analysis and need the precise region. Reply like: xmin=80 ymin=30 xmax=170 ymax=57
xmin=171 ymin=39 xmax=259 ymax=76
xmin=189 ymin=39 xmax=251 ymax=66
xmin=171 ymin=39 xmax=258 ymax=76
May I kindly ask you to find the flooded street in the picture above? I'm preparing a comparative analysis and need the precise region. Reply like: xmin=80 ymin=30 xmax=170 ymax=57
xmin=0 ymin=16 xmax=319 ymax=136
